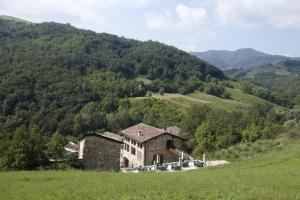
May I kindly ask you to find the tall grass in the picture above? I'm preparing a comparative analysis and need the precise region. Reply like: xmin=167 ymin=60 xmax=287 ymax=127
xmin=207 ymin=139 xmax=290 ymax=161
xmin=0 ymin=139 xmax=299 ymax=200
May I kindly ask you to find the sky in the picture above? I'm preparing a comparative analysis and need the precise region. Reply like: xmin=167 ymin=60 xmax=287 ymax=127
xmin=1 ymin=0 xmax=300 ymax=56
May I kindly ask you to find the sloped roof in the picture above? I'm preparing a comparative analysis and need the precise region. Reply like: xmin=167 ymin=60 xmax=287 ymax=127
xmin=64 ymin=142 xmax=79 ymax=153
xmin=102 ymin=131 xmax=123 ymax=142
xmin=79 ymin=132 xmax=123 ymax=143
xmin=121 ymin=123 xmax=183 ymax=143
xmin=165 ymin=126 xmax=181 ymax=137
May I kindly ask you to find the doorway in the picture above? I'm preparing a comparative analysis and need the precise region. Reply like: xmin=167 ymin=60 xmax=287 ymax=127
xmin=166 ymin=140 xmax=174 ymax=149
xmin=123 ymin=157 xmax=129 ymax=168
xmin=152 ymin=154 xmax=164 ymax=165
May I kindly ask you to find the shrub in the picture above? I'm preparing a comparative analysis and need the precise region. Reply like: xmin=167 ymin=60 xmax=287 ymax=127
xmin=204 ymin=84 xmax=225 ymax=97
xmin=242 ymin=124 xmax=261 ymax=142
xmin=221 ymin=91 xmax=231 ymax=99
xmin=261 ymin=124 xmax=285 ymax=139
xmin=159 ymin=88 xmax=165 ymax=95
xmin=147 ymin=91 xmax=153 ymax=97
xmin=66 ymin=152 xmax=81 ymax=169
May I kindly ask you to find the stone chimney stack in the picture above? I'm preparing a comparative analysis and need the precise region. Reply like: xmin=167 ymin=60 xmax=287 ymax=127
xmin=138 ymin=130 xmax=142 ymax=137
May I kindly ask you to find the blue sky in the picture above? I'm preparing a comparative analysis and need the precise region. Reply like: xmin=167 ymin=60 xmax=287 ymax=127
xmin=1 ymin=0 xmax=300 ymax=56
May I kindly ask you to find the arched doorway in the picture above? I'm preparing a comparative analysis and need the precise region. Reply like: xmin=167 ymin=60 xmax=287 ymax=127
xmin=123 ymin=157 xmax=129 ymax=168
xmin=152 ymin=154 xmax=164 ymax=165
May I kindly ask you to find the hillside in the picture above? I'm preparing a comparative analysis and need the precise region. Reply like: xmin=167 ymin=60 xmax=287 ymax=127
xmin=226 ymin=60 xmax=300 ymax=104
xmin=191 ymin=48 xmax=288 ymax=70
xmin=1 ymin=139 xmax=299 ymax=199
xmin=134 ymin=88 xmax=285 ymax=111
xmin=0 ymin=15 xmax=33 ymax=24
xmin=0 ymin=18 xmax=224 ymax=134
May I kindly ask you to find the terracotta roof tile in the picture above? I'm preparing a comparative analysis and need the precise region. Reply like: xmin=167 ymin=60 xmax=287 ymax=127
xmin=121 ymin=123 xmax=183 ymax=143
xmin=121 ymin=123 xmax=165 ymax=143
xmin=165 ymin=126 xmax=181 ymax=137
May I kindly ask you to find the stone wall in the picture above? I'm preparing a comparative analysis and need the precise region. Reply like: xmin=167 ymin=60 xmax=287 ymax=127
xmin=144 ymin=133 xmax=182 ymax=165
xmin=81 ymin=136 xmax=121 ymax=171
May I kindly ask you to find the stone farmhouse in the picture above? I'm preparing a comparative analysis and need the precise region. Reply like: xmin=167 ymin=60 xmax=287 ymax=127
xmin=121 ymin=123 xmax=185 ymax=168
xmin=78 ymin=123 xmax=188 ymax=171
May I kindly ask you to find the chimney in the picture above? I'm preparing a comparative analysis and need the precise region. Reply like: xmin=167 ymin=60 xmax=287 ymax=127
xmin=138 ymin=130 xmax=142 ymax=137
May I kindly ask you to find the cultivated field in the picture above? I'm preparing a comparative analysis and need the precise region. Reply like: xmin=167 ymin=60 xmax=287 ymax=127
xmin=1 ymin=139 xmax=299 ymax=200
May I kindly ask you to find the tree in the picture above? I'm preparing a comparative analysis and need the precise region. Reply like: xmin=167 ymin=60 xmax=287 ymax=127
xmin=0 ymin=130 xmax=11 ymax=169
xmin=194 ymin=122 xmax=217 ymax=155
xmin=107 ymin=110 xmax=133 ymax=132
xmin=73 ymin=102 xmax=106 ymax=134
xmin=46 ymin=132 xmax=67 ymax=161
xmin=181 ymin=105 xmax=211 ymax=140
xmin=6 ymin=125 xmax=48 ymax=170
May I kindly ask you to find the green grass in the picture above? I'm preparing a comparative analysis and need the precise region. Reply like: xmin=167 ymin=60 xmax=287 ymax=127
xmin=135 ymin=88 xmax=285 ymax=111
xmin=1 ymin=139 xmax=299 ymax=200
xmin=207 ymin=139 xmax=292 ymax=161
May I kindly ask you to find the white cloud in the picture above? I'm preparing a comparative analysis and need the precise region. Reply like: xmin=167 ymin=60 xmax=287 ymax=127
xmin=0 ymin=0 xmax=110 ymax=24
xmin=176 ymin=4 xmax=207 ymax=29
xmin=145 ymin=4 xmax=208 ymax=30
xmin=145 ymin=11 xmax=172 ymax=29
xmin=0 ymin=0 xmax=155 ymax=30
xmin=215 ymin=0 xmax=300 ymax=28
xmin=174 ymin=29 xmax=217 ymax=52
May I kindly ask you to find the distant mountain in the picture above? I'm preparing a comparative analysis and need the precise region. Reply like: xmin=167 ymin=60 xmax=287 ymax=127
xmin=191 ymin=48 xmax=288 ymax=70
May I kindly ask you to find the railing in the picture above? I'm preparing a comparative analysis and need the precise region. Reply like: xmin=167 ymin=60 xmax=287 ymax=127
xmin=168 ymin=148 xmax=194 ymax=160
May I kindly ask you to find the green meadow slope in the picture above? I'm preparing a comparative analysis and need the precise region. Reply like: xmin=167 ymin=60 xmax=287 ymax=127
xmin=135 ymin=87 xmax=285 ymax=111
xmin=0 ymin=139 xmax=299 ymax=200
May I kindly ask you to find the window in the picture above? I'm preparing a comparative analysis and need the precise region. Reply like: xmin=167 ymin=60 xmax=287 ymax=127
xmin=131 ymin=140 xmax=136 ymax=145
xmin=131 ymin=147 xmax=136 ymax=155
xmin=137 ymin=143 xmax=143 ymax=149
xmin=126 ymin=144 xmax=129 ymax=152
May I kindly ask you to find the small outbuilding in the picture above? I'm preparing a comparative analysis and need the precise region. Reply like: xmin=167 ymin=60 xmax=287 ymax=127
xmin=78 ymin=132 xmax=123 ymax=171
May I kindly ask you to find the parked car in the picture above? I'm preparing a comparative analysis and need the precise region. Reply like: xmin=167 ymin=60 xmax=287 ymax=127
xmin=194 ymin=160 xmax=204 ymax=167
xmin=157 ymin=164 xmax=168 ymax=171
xmin=171 ymin=163 xmax=182 ymax=170
xmin=182 ymin=160 xmax=189 ymax=167
xmin=178 ymin=158 xmax=189 ymax=167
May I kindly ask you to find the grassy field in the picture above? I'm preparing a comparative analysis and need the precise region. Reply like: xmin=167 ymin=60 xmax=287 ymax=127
xmin=135 ymin=87 xmax=285 ymax=111
xmin=1 ymin=139 xmax=299 ymax=200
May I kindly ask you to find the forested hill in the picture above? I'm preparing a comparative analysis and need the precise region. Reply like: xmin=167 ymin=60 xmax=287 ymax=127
xmin=225 ymin=59 xmax=300 ymax=104
xmin=0 ymin=19 xmax=223 ymax=80
xmin=0 ymin=18 xmax=224 ymax=135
